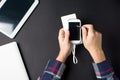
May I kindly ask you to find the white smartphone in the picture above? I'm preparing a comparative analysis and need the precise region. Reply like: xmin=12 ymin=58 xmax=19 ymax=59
xmin=68 ymin=18 xmax=82 ymax=45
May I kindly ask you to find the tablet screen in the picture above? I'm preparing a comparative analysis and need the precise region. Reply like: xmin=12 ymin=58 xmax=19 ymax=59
xmin=0 ymin=0 xmax=38 ymax=38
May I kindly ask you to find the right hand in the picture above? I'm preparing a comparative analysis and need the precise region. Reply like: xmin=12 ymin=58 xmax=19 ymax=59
xmin=82 ymin=24 xmax=106 ymax=63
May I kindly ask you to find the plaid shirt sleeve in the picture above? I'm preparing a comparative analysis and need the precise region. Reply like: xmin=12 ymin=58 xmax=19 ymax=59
xmin=39 ymin=59 xmax=66 ymax=80
xmin=92 ymin=60 xmax=119 ymax=80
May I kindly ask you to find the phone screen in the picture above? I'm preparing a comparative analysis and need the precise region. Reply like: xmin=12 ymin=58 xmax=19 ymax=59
xmin=69 ymin=22 xmax=80 ymax=40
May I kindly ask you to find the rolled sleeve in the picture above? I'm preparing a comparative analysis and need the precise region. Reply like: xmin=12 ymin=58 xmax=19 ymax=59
xmin=40 ymin=59 xmax=66 ymax=80
xmin=92 ymin=60 xmax=115 ymax=79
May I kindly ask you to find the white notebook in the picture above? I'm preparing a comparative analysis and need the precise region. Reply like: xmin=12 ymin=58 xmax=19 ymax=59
xmin=0 ymin=42 xmax=29 ymax=80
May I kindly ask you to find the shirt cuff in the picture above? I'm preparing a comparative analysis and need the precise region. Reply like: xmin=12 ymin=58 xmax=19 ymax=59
xmin=44 ymin=59 xmax=66 ymax=79
xmin=92 ymin=60 xmax=114 ymax=79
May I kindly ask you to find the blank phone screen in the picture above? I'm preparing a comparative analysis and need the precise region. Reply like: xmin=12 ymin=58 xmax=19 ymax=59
xmin=69 ymin=22 xmax=80 ymax=40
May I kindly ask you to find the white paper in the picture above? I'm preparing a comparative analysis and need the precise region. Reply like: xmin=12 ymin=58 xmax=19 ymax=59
xmin=61 ymin=13 xmax=77 ymax=30
xmin=0 ymin=42 xmax=29 ymax=80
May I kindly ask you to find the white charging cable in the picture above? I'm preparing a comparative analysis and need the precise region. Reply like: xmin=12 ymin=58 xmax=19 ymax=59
xmin=72 ymin=44 xmax=78 ymax=64
xmin=71 ymin=27 xmax=82 ymax=64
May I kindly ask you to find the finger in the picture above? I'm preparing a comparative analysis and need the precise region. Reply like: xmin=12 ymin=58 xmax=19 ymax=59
xmin=82 ymin=27 xmax=87 ymax=41
xmin=82 ymin=24 xmax=94 ymax=33
xmin=58 ymin=28 xmax=65 ymax=41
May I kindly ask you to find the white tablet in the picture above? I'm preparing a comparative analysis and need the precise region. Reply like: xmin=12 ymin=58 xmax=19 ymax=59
xmin=0 ymin=0 xmax=39 ymax=38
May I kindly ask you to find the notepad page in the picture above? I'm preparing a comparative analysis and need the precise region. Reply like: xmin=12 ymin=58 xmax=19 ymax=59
xmin=0 ymin=42 xmax=29 ymax=80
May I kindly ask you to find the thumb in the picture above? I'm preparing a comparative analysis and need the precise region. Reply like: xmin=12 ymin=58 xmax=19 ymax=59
xmin=58 ymin=28 xmax=65 ymax=41
xmin=65 ymin=30 xmax=70 ymax=42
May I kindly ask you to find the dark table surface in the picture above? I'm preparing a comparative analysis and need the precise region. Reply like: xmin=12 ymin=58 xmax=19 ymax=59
xmin=0 ymin=0 xmax=120 ymax=80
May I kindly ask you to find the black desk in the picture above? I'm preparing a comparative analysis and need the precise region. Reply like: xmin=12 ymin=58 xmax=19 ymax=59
xmin=0 ymin=0 xmax=120 ymax=80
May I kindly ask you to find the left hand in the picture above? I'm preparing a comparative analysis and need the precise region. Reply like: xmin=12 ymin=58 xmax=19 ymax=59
xmin=56 ymin=28 xmax=72 ymax=63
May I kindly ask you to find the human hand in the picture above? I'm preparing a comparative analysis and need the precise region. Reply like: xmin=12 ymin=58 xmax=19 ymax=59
xmin=82 ymin=24 xmax=106 ymax=63
xmin=56 ymin=28 xmax=72 ymax=63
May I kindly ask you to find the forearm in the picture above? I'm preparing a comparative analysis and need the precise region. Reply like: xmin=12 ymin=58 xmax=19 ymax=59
xmin=89 ymin=49 xmax=119 ymax=79
xmin=90 ymin=50 xmax=106 ymax=63
xmin=56 ymin=51 xmax=69 ymax=63
xmin=40 ymin=59 xmax=66 ymax=80
xmin=39 ymin=49 xmax=70 ymax=80
xmin=92 ymin=60 xmax=119 ymax=80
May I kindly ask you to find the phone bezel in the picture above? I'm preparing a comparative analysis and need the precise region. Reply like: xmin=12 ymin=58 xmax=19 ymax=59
xmin=68 ymin=18 xmax=82 ymax=45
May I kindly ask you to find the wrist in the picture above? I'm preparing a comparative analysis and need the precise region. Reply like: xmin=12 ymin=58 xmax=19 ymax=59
xmin=56 ymin=52 xmax=68 ymax=63
xmin=89 ymin=50 xmax=106 ymax=63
